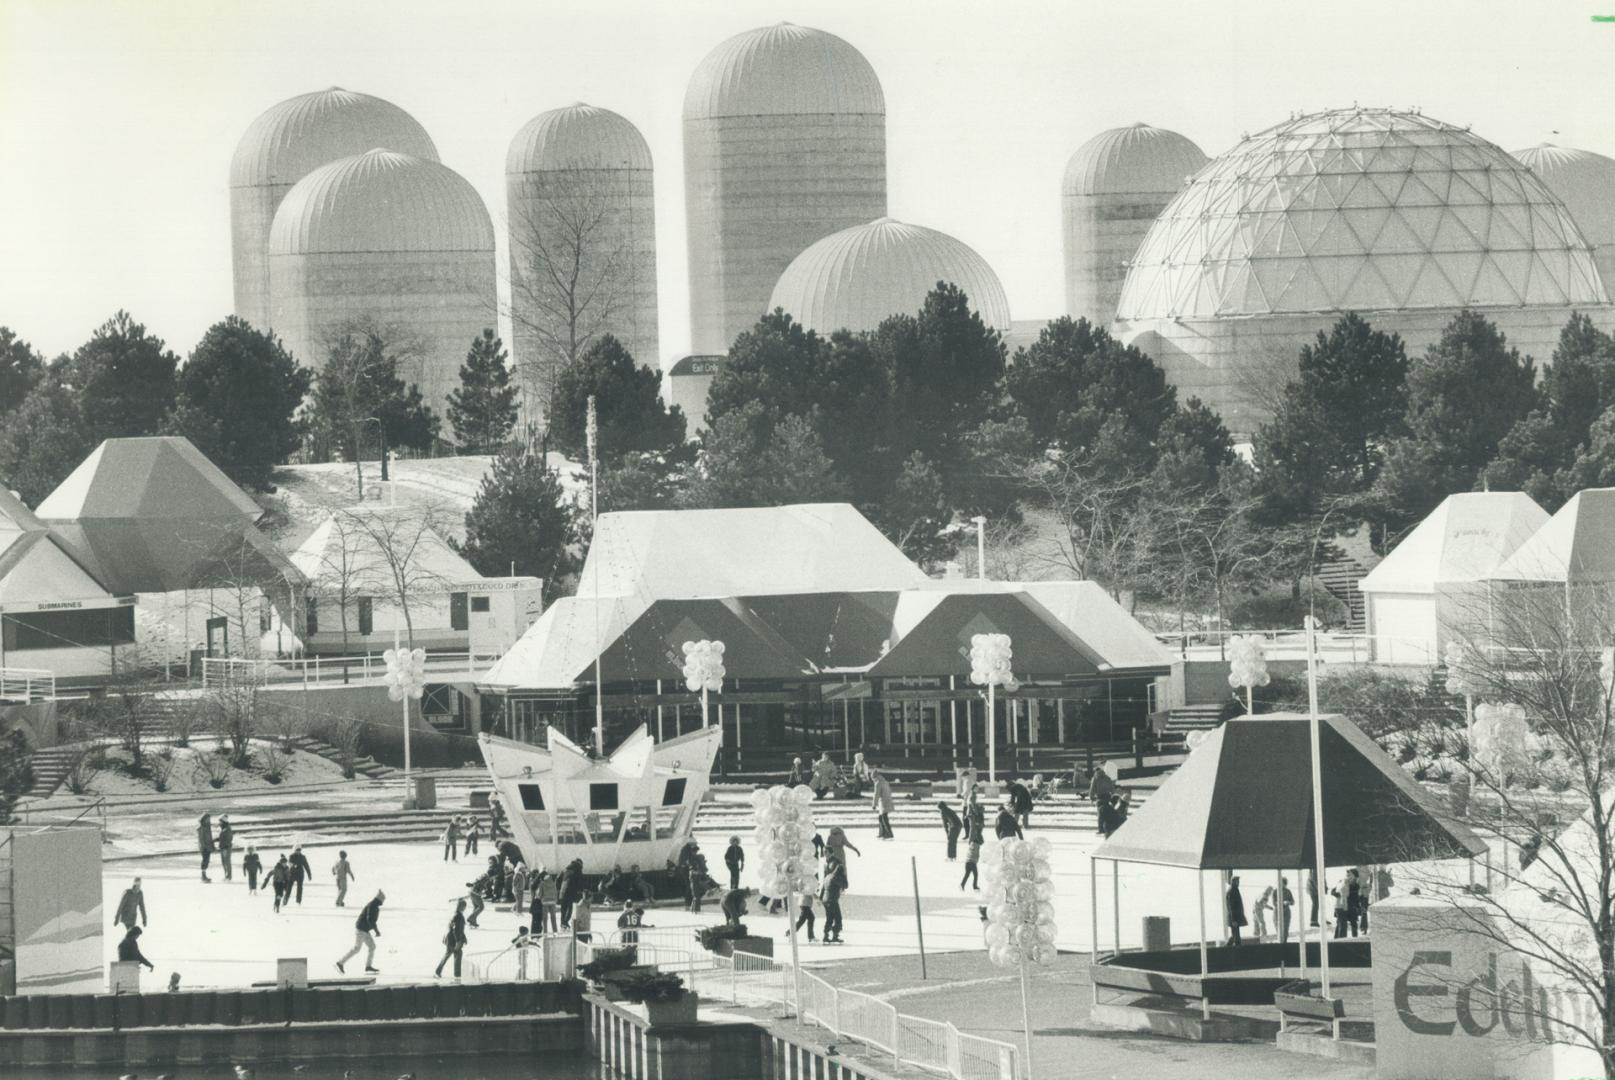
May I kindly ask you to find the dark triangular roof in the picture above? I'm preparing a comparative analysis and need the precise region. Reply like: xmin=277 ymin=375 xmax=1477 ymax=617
xmin=867 ymin=591 xmax=1105 ymax=679
xmin=586 ymin=597 xmax=814 ymax=684
xmin=1095 ymin=712 xmax=1486 ymax=869
xmin=743 ymin=591 xmax=901 ymax=670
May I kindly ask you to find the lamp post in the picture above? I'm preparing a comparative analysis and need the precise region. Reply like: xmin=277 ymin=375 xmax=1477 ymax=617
xmin=383 ymin=635 xmax=426 ymax=800
xmin=1227 ymin=634 xmax=1271 ymax=715
xmin=681 ymin=639 xmax=726 ymax=733
xmin=983 ymin=835 xmax=1056 ymax=1079
xmin=751 ymin=785 xmax=816 ymax=1018
xmin=1303 ymin=615 xmax=1331 ymax=1000
xmin=1444 ymin=641 xmax=1479 ymax=888
xmin=972 ymin=516 xmax=987 ymax=581
xmin=970 ymin=633 xmax=1018 ymax=784
xmin=587 ymin=395 xmax=603 ymax=754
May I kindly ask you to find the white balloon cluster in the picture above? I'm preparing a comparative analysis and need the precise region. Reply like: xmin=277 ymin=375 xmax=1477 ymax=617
xmin=682 ymin=639 xmax=726 ymax=693
xmin=1226 ymin=634 xmax=1271 ymax=693
xmin=383 ymin=646 xmax=427 ymax=702
xmin=1444 ymin=641 xmax=1476 ymax=698
xmin=982 ymin=836 xmax=1058 ymax=968
xmin=970 ymin=633 xmax=1019 ymax=691
xmin=1473 ymin=702 xmax=1529 ymax=777
xmin=748 ymin=785 xmax=819 ymax=899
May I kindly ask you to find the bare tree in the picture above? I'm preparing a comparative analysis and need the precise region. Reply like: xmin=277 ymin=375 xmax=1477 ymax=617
xmin=334 ymin=503 xmax=456 ymax=650
xmin=204 ymin=683 xmax=259 ymax=767
xmin=302 ymin=510 xmax=375 ymax=665
xmin=505 ymin=172 xmax=637 ymax=427
xmin=1138 ymin=477 xmax=1278 ymax=645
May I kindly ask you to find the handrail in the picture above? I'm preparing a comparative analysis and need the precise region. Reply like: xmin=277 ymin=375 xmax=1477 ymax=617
xmin=201 ymin=650 xmax=503 ymax=689
xmin=0 ymin=666 xmax=56 ymax=703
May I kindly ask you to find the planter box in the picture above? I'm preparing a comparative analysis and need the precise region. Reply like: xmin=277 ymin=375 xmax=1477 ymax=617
xmin=714 ymin=936 xmax=773 ymax=959
xmin=644 ymin=991 xmax=699 ymax=1028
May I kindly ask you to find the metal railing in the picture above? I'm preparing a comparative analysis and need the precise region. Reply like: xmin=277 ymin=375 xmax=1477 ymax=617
xmin=1154 ymin=629 xmax=1443 ymax=666
xmin=201 ymin=650 xmax=502 ymax=689
xmin=464 ymin=932 xmax=595 ymax=983
xmin=0 ymin=666 xmax=56 ymax=703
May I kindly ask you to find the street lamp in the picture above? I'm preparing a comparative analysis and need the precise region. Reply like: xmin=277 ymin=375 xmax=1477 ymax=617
xmin=970 ymin=633 xmax=1018 ymax=783
xmin=1227 ymin=634 xmax=1271 ymax=715
xmin=972 ymin=516 xmax=987 ymax=581
xmin=752 ymin=785 xmax=816 ymax=1018
xmin=383 ymin=640 xmax=426 ymax=800
xmin=682 ymin=639 xmax=726 ymax=734
xmin=983 ymin=834 xmax=1056 ymax=1079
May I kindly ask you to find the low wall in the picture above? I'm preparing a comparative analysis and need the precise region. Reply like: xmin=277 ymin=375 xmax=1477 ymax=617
xmin=267 ymin=683 xmax=481 ymax=768
xmin=1182 ymin=659 xmax=1308 ymax=707
xmin=1094 ymin=941 xmax=1372 ymax=1006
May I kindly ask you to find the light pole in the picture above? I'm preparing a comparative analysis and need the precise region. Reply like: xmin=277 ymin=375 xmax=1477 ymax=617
xmin=682 ymin=639 xmax=726 ymax=758
xmin=383 ymin=637 xmax=426 ymax=801
xmin=752 ymin=785 xmax=816 ymax=1019
xmin=970 ymin=633 xmax=1018 ymax=784
xmin=1303 ymin=615 xmax=1330 ymax=1000
xmin=983 ymin=835 xmax=1056 ymax=1079
xmin=587 ymin=395 xmax=604 ymax=754
xmin=972 ymin=516 xmax=987 ymax=581
xmin=1227 ymin=634 xmax=1271 ymax=715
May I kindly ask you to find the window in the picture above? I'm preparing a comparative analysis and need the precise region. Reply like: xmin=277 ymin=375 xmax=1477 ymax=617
xmin=517 ymin=783 xmax=545 ymax=810
xmin=662 ymin=778 xmax=688 ymax=806
xmin=258 ymin=597 xmax=271 ymax=633
xmin=357 ymin=596 xmax=373 ymax=636
xmin=449 ymin=592 xmax=469 ymax=631
xmin=589 ymin=783 xmax=619 ymax=810
xmin=305 ymin=597 xmax=318 ymax=636
xmin=1 ymin=606 xmax=136 ymax=651
xmin=471 ymin=596 xmax=490 ymax=613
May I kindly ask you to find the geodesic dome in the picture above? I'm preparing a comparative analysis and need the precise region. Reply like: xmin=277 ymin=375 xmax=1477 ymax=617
xmin=1116 ymin=107 xmax=1608 ymax=321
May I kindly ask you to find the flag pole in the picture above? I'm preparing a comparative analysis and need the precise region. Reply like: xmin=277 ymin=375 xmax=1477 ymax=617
xmin=1304 ymin=615 xmax=1331 ymax=999
xmin=588 ymin=396 xmax=603 ymax=755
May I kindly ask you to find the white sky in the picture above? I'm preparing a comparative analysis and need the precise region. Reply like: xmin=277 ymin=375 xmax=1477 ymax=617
xmin=3 ymin=0 xmax=1614 ymax=369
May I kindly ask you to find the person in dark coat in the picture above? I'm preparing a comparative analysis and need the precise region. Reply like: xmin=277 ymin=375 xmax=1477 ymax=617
xmin=270 ymin=855 xmax=291 ymax=913
xmin=1226 ymin=876 xmax=1247 ymax=946
xmin=464 ymin=817 xmax=481 ymax=857
xmin=721 ymin=887 xmax=748 ymax=928
xmin=337 ymin=890 xmax=384 ymax=974
xmin=994 ymin=804 xmax=1022 ymax=840
xmin=1006 ymin=778 xmax=1033 ymax=830
xmin=724 ymin=835 xmax=745 ymax=891
xmin=787 ymin=757 xmax=806 ymax=788
xmin=117 ymin=926 xmax=155 ymax=971
xmin=435 ymin=899 xmax=468 ymax=978
xmin=558 ymin=858 xmax=585 ymax=927
xmin=216 ymin=815 xmax=234 ymax=881
xmin=243 ymin=846 xmax=262 ymax=894
xmin=113 ymin=877 xmax=147 ymax=931
xmin=820 ymin=856 xmax=846 ymax=944
xmin=197 ymin=813 xmax=215 ymax=882
xmin=938 ymin=802 xmax=963 ymax=861
xmin=289 ymin=846 xmax=312 ymax=904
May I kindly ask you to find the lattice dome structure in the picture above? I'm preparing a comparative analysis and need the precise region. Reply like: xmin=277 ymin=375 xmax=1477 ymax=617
xmin=768 ymin=217 xmax=1011 ymax=334
xmin=1513 ymin=143 xmax=1615 ymax=297
xmin=1114 ymin=107 xmax=1615 ymax=436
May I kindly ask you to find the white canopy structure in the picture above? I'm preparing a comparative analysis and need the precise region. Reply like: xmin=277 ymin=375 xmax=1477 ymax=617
xmin=1360 ymin=492 xmax=1548 ymax=663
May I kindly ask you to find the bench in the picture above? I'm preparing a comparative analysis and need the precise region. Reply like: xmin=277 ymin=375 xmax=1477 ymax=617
xmin=1274 ymin=983 xmax=1345 ymax=1039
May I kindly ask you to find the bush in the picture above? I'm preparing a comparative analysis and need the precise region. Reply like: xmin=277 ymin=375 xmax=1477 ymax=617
xmin=64 ymin=746 xmax=105 ymax=794
xmin=148 ymin=749 xmax=178 ymax=792
xmin=698 ymin=923 xmax=750 ymax=951
xmin=0 ymin=729 xmax=34 ymax=822
xmin=614 ymin=971 xmax=686 ymax=1004
xmin=579 ymin=948 xmax=637 ymax=981
xmin=329 ymin=715 xmax=364 ymax=779
xmin=167 ymin=699 xmax=206 ymax=748
xmin=192 ymin=750 xmax=231 ymax=789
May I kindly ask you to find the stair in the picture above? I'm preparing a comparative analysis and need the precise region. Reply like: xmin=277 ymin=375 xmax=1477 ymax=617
xmin=1316 ymin=555 xmax=1368 ymax=632
xmin=1162 ymin=704 xmax=1226 ymax=735
xmin=291 ymin=735 xmax=395 ymax=780
xmin=23 ymin=745 xmax=81 ymax=799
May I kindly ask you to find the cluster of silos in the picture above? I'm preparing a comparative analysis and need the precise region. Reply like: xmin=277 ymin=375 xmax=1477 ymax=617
xmin=505 ymin=103 xmax=658 ymax=427
xmin=230 ymin=87 xmax=496 ymax=423
xmin=1060 ymin=123 xmax=1208 ymax=327
xmin=683 ymin=22 xmax=889 ymax=355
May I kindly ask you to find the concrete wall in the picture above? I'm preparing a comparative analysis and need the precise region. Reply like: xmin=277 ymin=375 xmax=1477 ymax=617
xmin=1063 ymin=192 xmax=1174 ymax=326
xmin=278 ymin=682 xmax=481 ymax=768
xmin=506 ymin=168 xmax=659 ymax=426
xmin=269 ymin=249 xmax=498 ymax=423
xmin=1181 ymin=658 xmax=1308 ymax=706
xmin=684 ymin=113 xmax=885 ymax=354
xmin=230 ymin=181 xmax=293 ymax=332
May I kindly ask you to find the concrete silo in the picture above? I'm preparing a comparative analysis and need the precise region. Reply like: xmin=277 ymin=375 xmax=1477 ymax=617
xmin=1061 ymin=123 xmax=1207 ymax=326
xmin=769 ymin=217 xmax=1011 ymax=335
xmin=683 ymin=22 xmax=887 ymax=355
xmin=267 ymin=149 xmax=497 ymax=425
xmin=230 ymin=88 xmax=439 ymax=333
xmin=506 ymin=103 xmax=659 ymax=427
xmin=1513 ymin=143 xmax=1615 ymax=294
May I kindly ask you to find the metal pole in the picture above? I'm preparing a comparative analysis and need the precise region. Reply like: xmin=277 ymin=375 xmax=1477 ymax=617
xmin=1277 ymin=868 xmax=1286 ymax=978
xmin=973 ymin=516 xmax=987 ymax=580
xmin=1019 ymin=959 xmax=1035 ymax=1080
xmin=1197 ymin=870 xmax=1210 ymax=1021
xmin=1305 ymin=616 xmax=1331 ymax=999
xmin=1089 ymin=854 xmax=1099 ymax=1006
xmin=911 ymin=856 xmax=927 ymax=980
xmin=988 ymin=681 xmax=997 ymax=785
xmin=1112 ymin=860 xmax=1120 ymax=960
xmin=588 ymin=396 xmax=603 ymax=755
xmin=787 ymin=882 xmax=803 ymax=1018
xmin=1466 ymin=692 xmax=1476 ymax=890
xmin=395 ymin=627 xmax=411 ymax=783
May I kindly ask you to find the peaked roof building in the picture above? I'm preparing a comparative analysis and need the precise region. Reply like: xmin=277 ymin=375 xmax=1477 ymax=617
xmin=1490 ymin=488 xmax=1615 ymax=582
xmin=1362 ymin=492 xmax=1549 ymax=594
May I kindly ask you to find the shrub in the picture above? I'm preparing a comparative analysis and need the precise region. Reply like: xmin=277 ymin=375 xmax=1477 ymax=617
xmin=149 ymin=749 xmax=178 ymax=792
xmin=614 ymin=971 xmax=686 ymax=1004
xmin=0 ymin=730 xmax=34 ymax=822
xmin=579 ymin=948 xmax=636 ymax=981
xmin=329 ymin=715 xmax=365 ymax=780
xmin=64 ymin=745 xmax=105 ymax=794
xmin=698 ymin=923 xmax=750 ymax=950
xmin=192 ymin=750 xmax=231 ymax=789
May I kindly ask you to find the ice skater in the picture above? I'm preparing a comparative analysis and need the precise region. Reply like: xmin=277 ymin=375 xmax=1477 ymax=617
xmin=331 ymin=850 xmax=356 ymax=907
xmin=336 ymin=890 xmax=384 ymax=974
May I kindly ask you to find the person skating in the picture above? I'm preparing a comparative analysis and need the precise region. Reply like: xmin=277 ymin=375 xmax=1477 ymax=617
xmin=117 ymin=926 xmax=155 ymax=972
xmin=871 ymin=772 xmax=894 ymax=839
xmin=938 ymin=801 xmax=963 ymax=861
xmin=558 ymin=858 xmax=584 ymax=927
xmin=289 ymin=845 xmax=312 ymax=904
xmin=331 ymin=850 xmax=356 ymax=907
xmin=810 ymin=751 xmax=836 ymax=799
xmin=820 ymin=856 xmax=846 ymax=944
xmin=1006 ymin=776 xmax=1033 ymax=831
xmin=465 ymin=880 xmax=486 ymax=928
xmin=572 ymin=895 xmax=593 ymax=943
xmin=336 ymin=890 xmax=385 ymax=974
xmin=617 ymin=899 xmax=645 ymax=946
xmin=217 ymin=815 xmax=235 ymax=881
xmin=1226 ymin=876 xmax=1246 ymax=946
xmin=243 ymin=846 xmax=262 ymax=894
xmin=686 ymin=860 xmax=705 ymax=913
xmin=994 ymin=802 xmax=1022 ymax=840
xmin=787 ymin=756 xmax=806 ymax=788
xmin=850 ymin=753 xmax=871 ymax=798
xmin=197 ymin=813 xmax=215 ymax=882
xmin=269 ymin=854 xmax=291 ymax=913
xmin=113 ymin=877 xmax=147 ymax=932
xmin=721 ymin=887 xmax=748 ymax=929
xmin=791 ymin=886 xmax=817 ymax=942
xmin=464 ymin=817 xmax=481 ymax=857
xmin=536 ymin=869 xmax=560 ymax=933
xmin=960 ymin=830 xmax=981 ymax=890
xmin=724 ymin=835 xmax=745 ymax=891
xmin=825 ymin=827 xmax=860 ymax=887
xmin=435 ymin=899 xmax=468 ymax=978
xmin=442 ymin=818 xmax=459 ymax=862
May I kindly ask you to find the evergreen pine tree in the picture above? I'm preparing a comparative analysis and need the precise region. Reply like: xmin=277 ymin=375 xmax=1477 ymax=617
xmin=456 ymin=444 xmax=581 ymax=600
xmin=447 ymin=329 xmax=518 ymax=452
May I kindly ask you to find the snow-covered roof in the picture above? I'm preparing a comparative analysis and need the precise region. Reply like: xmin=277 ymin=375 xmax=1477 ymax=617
xmin=1490 ymin=487 xmax=1615 ymax=582
xmin=1361 ymin=492 xmax=1549 ymax=594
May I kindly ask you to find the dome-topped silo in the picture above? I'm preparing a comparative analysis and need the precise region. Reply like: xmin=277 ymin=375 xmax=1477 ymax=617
xmin=1061 ymin=123 xmax=1207 ymax=326
xmin=506 ymin=103 xmax=658 ymax=429
xmin=769 ymin=217 xmax=1011 ymax=334
xmin=683 ymin=22 xmax=887 ymax=354
xmin=230 ymin=88 xmax=439 ymax=332
xmin=1514 ymin=143 xmax=1615 ymax=292
xmin=268 ymin=149 xmax=496 ymax=425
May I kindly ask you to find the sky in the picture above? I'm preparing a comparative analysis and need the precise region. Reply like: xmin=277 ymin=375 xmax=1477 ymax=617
xmin=3 ymin=0 xmax=1615 ymax=371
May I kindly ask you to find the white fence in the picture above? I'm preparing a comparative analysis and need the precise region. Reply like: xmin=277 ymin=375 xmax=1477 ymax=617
xmin=200 ymin=650 xmax=501 ymax=689
xmin=0 ymin=666 xmax=56 ymax=704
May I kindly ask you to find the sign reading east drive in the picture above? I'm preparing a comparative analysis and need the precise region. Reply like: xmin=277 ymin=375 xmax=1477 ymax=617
xmin=1372 ymin=896 xmax=1603 ymax=1080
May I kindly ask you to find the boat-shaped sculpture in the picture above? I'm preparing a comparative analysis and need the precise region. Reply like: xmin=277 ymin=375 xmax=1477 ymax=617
xmin=478 ymin=724 xmax=722 ymax=875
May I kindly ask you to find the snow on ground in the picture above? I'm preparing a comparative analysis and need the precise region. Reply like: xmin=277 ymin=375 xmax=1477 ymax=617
xmin=77 ymin=741 xmax=348 ymax=798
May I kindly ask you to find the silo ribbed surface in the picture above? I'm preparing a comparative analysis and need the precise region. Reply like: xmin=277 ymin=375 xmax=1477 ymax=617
xmin=1514 ymin=143 xmax=1615 ymax=294
xmin=230 ymin=88 xmax=438 ymax=332
xmin=506 ymin=104 xmax=659 ymax=427
xmin=683 ymin=22 xmax=887 ymax=354
xmin=267 ymin=149 xmax=496 ymax=427
xmin=768 ymin=217 xmax=1011 ymax=334
xmin=1061 ymin=123 xmax=1207 ymax=325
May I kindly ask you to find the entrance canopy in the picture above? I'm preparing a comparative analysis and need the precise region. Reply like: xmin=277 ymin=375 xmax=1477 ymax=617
xmin=1095 ymin=713 xmax=1486 ymax=869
